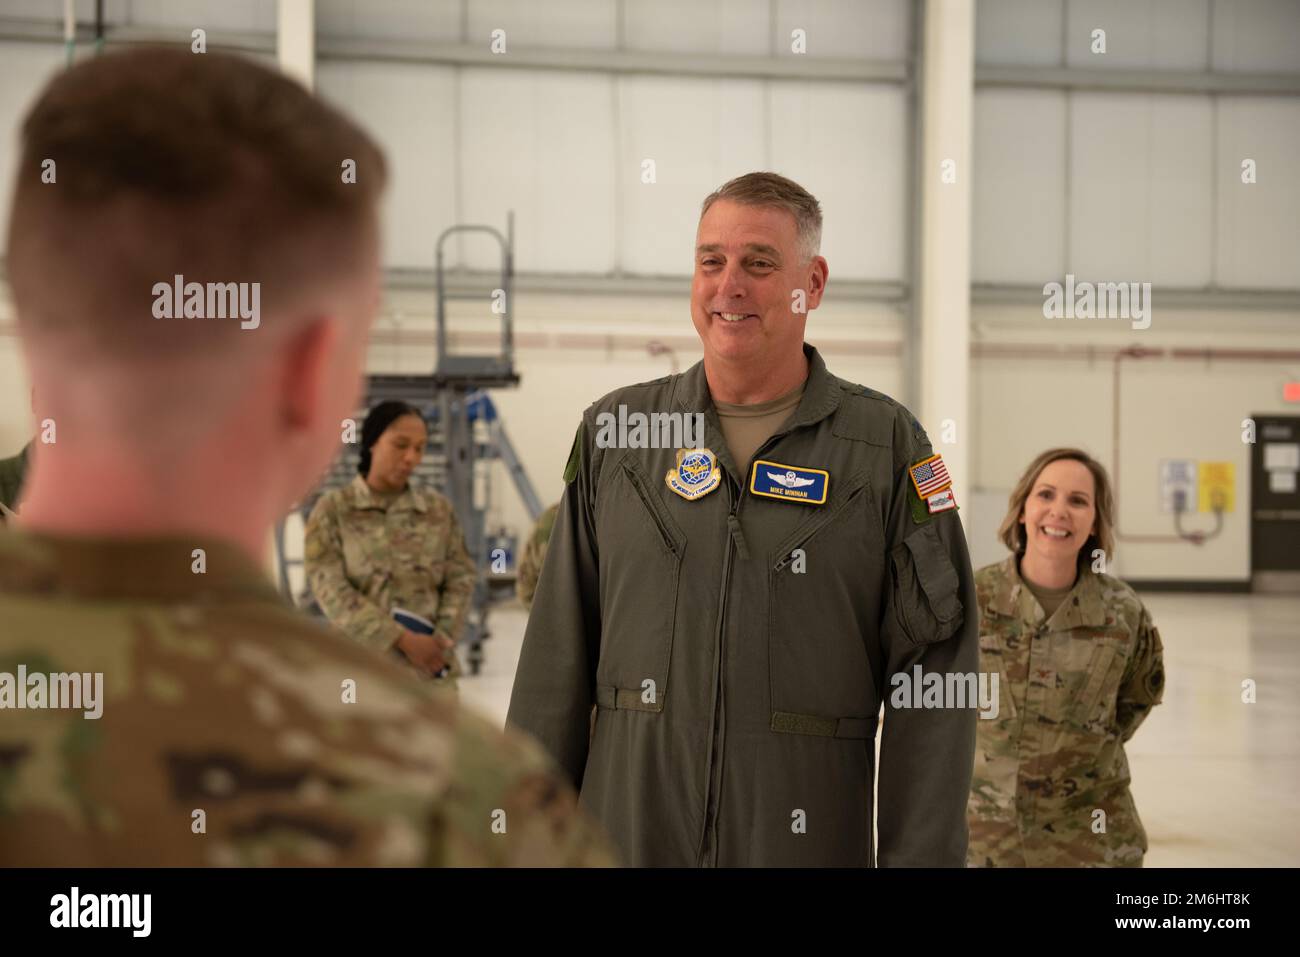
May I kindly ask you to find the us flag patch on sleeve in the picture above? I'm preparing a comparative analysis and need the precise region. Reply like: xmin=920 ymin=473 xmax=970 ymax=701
xmin=908 ymin=453 xmax=951 ymax=498
xmin=907 ymin=453 xmax=956 ymax=524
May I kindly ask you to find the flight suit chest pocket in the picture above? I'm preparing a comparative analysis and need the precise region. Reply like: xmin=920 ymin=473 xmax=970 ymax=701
xmin=593 ymin=457 xmax=685 ymax=710
xmin=891 ymin=523 xmax=963 ymax=646
xmin=768 ymin=473 xmax=878 ymax=720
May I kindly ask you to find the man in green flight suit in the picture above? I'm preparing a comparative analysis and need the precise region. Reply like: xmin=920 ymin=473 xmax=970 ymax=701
xmin=508 ymin=171 xmax=979 ymax=867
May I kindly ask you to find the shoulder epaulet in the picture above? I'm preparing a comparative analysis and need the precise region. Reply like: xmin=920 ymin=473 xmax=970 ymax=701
xmin=562 ymin=423 xmax=584 ymax=484
xmin=859 ymin=385 xmax=888 ymax=402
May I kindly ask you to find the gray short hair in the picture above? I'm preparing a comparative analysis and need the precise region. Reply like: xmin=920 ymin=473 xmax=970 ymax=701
xmin=699 ymin=171 xmax=823 ymax=263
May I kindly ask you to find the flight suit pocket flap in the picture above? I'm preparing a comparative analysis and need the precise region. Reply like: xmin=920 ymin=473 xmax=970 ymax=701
xmin=618 ymin=458 xmax=685 ymax=556
xmin=771 ymin=470 xmax=870 ymax=567
xmin=893 ymin=524 xmax=963 ymax=644
xmin=595 ymin=458 xmax=682 ymax=698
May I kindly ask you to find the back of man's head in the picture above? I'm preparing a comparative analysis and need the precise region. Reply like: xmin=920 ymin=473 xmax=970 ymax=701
xmin=9 ymin=46 xmax=386 ymax=352
xmin=5 ymin=47 xmax=387 ymax=515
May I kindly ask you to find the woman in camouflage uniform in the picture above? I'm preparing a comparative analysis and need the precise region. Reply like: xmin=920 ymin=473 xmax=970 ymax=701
xmin=967 ymin=448 xmax=1165 ymax=867
xmin=515 ymin=502 xmax=558 ymax=610
xmin=304 ymin=401 xmax=476 ymax=686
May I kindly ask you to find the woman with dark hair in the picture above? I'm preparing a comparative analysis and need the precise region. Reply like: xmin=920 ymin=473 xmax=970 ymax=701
xmin=303 ymin=401 xmax=476 ymax=686
xmin=967 ymin=448 xmax=1165 ymax=867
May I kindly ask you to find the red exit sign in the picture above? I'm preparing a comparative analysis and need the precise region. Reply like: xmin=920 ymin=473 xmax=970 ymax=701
xmin=1286 ymin=382 xmax=1300 ymax=402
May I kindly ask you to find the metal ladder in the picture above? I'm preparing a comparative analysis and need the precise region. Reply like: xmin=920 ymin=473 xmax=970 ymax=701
xmin=275 ymin=214 xmax=544 ymax=675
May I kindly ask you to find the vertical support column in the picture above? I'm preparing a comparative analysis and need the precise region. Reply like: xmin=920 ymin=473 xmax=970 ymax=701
xmin=277 ymin=0 xmax=315 ymax=90
xmin=268 ymin=0 xmax=315 ymax=581
xmin=917 ymin=0 xmax=974 ymax=506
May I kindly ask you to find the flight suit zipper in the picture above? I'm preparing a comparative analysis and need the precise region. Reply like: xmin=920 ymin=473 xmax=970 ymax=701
xmin=769 ymin=486 xmax=863 ymax=566
xmin=620 ymin=459 xmax=682 ymax=556
xmin=771 ymin=481 xmax=868 ymax=572
xmin=696 ymin=405 xmax=840 ymax=864
xmin=697 ymin=479 xmax=739 ymax=866
xmin=697 ymin=437 xmax=792 ymax=866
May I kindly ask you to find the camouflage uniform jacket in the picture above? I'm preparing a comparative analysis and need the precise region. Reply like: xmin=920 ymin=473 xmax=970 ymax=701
xmin=967 ymin=555 xmax=1165 ymax=867
xmin=304 ymin=476 xmax=476 ymax=680
xmin=516 ymin=503 xmax=559 ymax=610
xmin=0 ymin=528 xmax=616 ymax=866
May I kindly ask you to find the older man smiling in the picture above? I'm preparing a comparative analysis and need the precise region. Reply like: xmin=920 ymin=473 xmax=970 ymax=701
xmin=509 ymin=171 xmax=980 ymax=867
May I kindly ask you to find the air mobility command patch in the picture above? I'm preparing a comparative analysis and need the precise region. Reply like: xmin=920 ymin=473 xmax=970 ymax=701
xmin=907 ymin=452 xmax=957 ymax=523
xmin=665 ymin=447 xmax=722 ymax=501
xmin=749 ymin=459 xmax=829 ymax=505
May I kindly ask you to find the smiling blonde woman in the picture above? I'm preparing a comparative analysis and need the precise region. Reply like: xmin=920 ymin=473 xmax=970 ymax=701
xmin=967 ymin=448 xmax=1165 ymax=867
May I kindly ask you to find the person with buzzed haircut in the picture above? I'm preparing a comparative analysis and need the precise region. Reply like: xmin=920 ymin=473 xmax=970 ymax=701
xmin=0 ymin=47 xmax=613 ymax=867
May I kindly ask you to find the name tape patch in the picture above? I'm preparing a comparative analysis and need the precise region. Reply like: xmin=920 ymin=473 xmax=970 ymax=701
xmin=749 ymin=459 xmax=829 ymax=505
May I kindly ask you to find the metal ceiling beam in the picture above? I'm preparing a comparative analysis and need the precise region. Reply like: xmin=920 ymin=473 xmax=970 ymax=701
xmin=976 ymin=64 xmax=1300 ymax=96
xmin=385 ymin=267 xmax=909 ymax=302
xmin=0 ymin=22 xmax=910 ymax=83
xmin=972 ymin=283 xmax=1300 ymax=310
